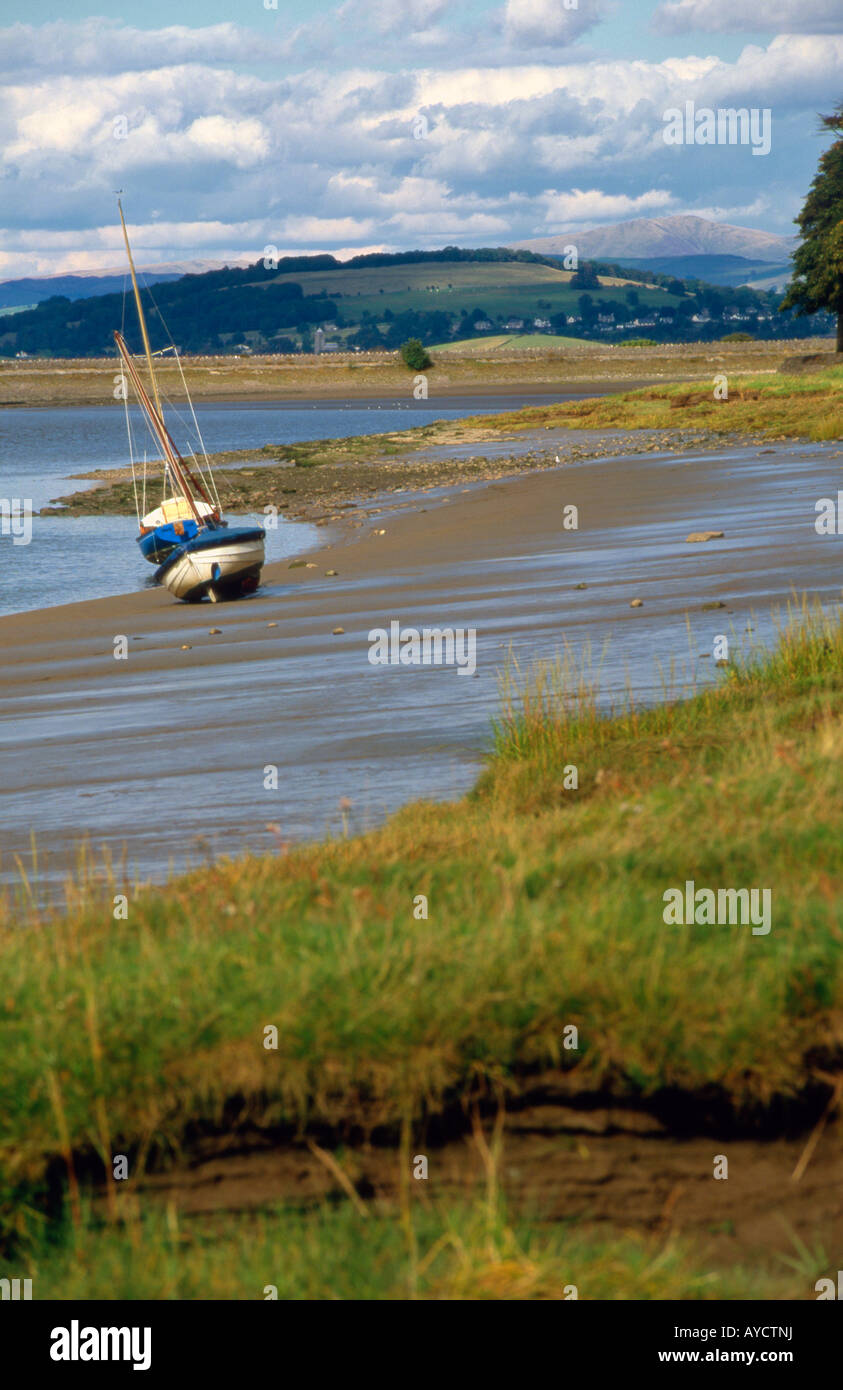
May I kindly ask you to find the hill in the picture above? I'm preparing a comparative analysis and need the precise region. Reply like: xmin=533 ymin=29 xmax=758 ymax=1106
xmin=0 ymin=260 xmax=246 ymax=311
xmin=0 ymin=244 xmax=830 ymax=359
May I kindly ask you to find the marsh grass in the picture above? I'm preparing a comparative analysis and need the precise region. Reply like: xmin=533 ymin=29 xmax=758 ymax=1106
xmin=477 ymin=368 xmax=843 ymax=441
xmin=1 ymin=602 xmax=842 ymax=1270
xmin=0 ymin=1195 xmax=810 ymax=1301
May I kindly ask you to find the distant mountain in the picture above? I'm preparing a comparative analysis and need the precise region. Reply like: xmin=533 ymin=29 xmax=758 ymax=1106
xmin=513 ymin=215 xmax=795 ymax=265
xmin=0 ymin=258 xmax=251 ymax=310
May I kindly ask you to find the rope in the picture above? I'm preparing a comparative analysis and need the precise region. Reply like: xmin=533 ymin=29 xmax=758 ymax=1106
xmin=174 ymin=350 xmax=222 ymax=510
xmin=119 ymin=278 xmax=144 ymax=528
xmin=143 ymin=279 xmax=222 ymax=511
xmin=122 ymin=372 xmax=142 ymax=527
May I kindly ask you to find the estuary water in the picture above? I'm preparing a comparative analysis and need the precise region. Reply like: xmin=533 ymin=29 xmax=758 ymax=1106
xmin=0 ymin=393 xmax=565 ymax=618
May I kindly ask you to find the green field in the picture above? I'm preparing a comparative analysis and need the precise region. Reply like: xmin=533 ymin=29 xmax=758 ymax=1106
xmin=270 ymin=260 xmax=571 ymax=296
xmin=431 ymin=332 xmax=589 ymax=352
xmin=259 ymin=258 xmax=672 ymax=327
xmin=340 ymin=282 xmax=675 ymax=322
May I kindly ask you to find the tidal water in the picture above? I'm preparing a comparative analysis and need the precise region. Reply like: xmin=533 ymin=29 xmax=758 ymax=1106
xmin=1 ymin=403 xmax=841 ymax=894
xmin=0 ymin=394 xmax=564 ymax=618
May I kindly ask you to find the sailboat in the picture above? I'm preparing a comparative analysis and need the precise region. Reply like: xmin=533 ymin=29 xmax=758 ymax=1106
xmin=115 ymin=199 xmax=265 ymax=602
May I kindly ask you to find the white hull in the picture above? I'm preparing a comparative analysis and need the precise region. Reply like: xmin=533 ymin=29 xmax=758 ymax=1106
xmin=160 ymin=534 xmax=265 ymax=601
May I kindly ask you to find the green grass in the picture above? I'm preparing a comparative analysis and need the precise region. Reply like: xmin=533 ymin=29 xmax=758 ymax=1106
xmin=259 ymin=259 xmax=675 ymax=325
xmin=430 ymin=333 xmax=587 ymax=352
xmin=349 ymin=282 xmax=677 ymax=323
xmin=0 ymin=1198 xmax=818 ymax=1300
xmin=1 ymin=600 xmax=842 ymax=1267
xmin=269 ymin=260 xmax=571 ymax=297
xmin=469 ymin=366 xmax=843 ymax=441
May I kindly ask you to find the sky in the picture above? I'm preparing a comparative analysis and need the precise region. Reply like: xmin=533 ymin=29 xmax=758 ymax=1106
xmin=0 ymin=0 xmax=841 ymax=278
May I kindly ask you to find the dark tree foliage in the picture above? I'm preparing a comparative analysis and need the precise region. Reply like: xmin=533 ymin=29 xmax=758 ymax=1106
xmin=399 ymin=338 xmax=432 ymax=370
xmin=569 ymin=262 xmax=601 ymax=289
xmin=780 ymin=102 xmax=843 ymax=350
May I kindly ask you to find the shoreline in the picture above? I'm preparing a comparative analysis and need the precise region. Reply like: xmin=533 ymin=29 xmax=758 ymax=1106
xmin=42 ymin=422 xmax=737 ymax=525
xmin=2 ymin=432 xmax=841 ymax=886
xmin=0 ymin=337 xmax=832 ymax=409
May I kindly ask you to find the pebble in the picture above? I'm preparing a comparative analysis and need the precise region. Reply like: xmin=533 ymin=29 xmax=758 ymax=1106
xmin=326 ymin=569 xmax=338 ymax=576
xmin=629 ymin=598 xmax=643 ymax=608
xmin=209 ymin=627 xmax=222 ymax=634
xmin=686 ymin=530 xmax=724 ymax=543
xmin=180 ymin=643 xmax=192 ymax=650
xmin=332 ymin=627 xmax=345 ymax=635
xmin=267 ymin=622 xmax=278 ymax=628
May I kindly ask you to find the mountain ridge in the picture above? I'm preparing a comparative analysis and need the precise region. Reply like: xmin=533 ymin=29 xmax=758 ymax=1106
xmin=512 ymin=214 xmax=795 ymax=264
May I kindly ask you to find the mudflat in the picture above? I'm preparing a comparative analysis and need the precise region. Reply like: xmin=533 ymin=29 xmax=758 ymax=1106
xmin=0 ymin=432 xmax=839 ymax=885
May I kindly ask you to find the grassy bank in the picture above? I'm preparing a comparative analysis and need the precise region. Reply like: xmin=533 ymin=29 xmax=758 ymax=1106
xmin=1 ymin=601 xmax=842 ymax=1297
xmin=480 ymin=366 xmax=843 ymax=442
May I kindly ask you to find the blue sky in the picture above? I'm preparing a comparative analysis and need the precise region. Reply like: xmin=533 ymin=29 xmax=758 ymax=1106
xmin=0 ymin=0 xmax=841 ymax=277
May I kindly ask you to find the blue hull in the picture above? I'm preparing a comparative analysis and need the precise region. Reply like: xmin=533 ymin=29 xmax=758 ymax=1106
xmin=137 ymin=518 xmax=205 ymax=564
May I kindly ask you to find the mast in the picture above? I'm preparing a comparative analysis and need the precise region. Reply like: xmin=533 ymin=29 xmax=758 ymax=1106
xmin=115 ymin=196 xmax=218 ymax=527
xmin=117 ymin=197 xmax=165 ymax=426
xmin=114 ymin=332 xmax=204 ymax=526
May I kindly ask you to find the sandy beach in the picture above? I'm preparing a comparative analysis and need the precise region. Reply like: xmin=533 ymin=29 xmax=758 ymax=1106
xmin=1 ymin=429 xmax=840 ymax=889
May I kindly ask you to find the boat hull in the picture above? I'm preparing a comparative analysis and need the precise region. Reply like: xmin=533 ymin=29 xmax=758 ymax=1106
xmin=154 ymin=527 xmax=265 ymax=602
xmin=138 ymin=499 xmax=218 ymax=563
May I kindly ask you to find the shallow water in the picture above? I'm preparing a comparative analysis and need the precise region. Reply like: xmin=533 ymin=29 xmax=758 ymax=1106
xmin=0 ymin=394 xmax=573 ymax=617
xmin=1 ymin=431 xmax=841 ymax=895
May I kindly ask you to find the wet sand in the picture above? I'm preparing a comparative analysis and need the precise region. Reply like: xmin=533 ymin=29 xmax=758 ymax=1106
xmin=1 ymin=434 xmax=840 ymax=888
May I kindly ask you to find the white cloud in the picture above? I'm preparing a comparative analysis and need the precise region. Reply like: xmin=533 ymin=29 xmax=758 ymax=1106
xmin=350 ymin=0 xmax=450 ymax=36
xmin=0 ymin=16 xmax=840 ymax=276
xmin=504 ymin=0 xmax=609 ymax=45
xmin=280 ymin=215 xmax=377 ymax=241
xmin=0 ymin=20 xmax=297 ymax=76
xmin=654 ymin=0 xmax=843 ymax=35
xmin=538 ymin=188 xmax=675 ymax=228
xmin=185 ymin=115 xmax=269 ymax=168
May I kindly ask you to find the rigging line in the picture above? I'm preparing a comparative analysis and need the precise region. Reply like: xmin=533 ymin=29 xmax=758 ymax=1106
xmin=154 ymin=367 xmax=221 ymax=511
xmin=173 ymin=348 xmax=221 ymax=507
xmin=120 ymin=345 xmax=179 ymax=509
xmin=121 ymin=369 xmax=141 ymax=528
xmin=118 ymin=279 xmax=144 ymax=528
xmin=139 ymin=278 xmax=220 ymax=513
xmin=142 ymin=281 xmax=219 ymax=493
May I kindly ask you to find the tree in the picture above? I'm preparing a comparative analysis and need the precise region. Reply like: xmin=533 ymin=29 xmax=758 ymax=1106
xmin=399 ymin=338 xmax=432 ymax=370
xmin=780 ymin=102 xmax=843 ymax=351
xmin=570 ymin=262 xmax=600 ymax=290
xmin=577 ymin=293 xmax=596 ymax=325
